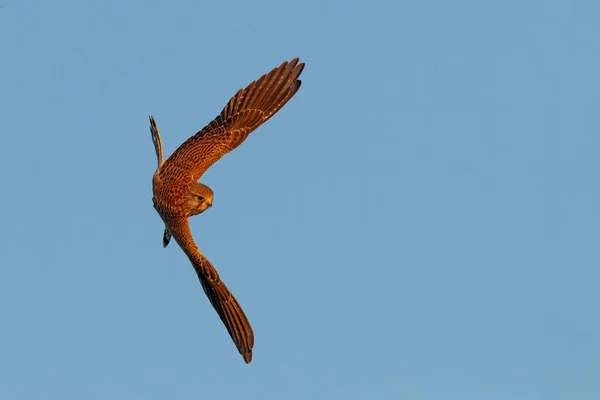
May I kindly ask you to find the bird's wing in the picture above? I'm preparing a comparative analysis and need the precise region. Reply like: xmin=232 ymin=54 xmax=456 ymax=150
xmin=160 ymin=58 xmax=304 ymax=183
xmin=165 ymin=217 xmax=254 ymax=363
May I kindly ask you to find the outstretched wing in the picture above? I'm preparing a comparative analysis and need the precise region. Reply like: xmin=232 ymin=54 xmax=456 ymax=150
xmin=161 ymin=58 xmax=304 ymax=183
xmin=165 ymin=217 xmax=254 ymax=363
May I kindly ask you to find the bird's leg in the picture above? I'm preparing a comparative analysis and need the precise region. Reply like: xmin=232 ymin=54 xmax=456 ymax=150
xmin=149 ymin=115 xmax=164 ymax=169
xmin=163 ymin=227 xmax=172 ymax=248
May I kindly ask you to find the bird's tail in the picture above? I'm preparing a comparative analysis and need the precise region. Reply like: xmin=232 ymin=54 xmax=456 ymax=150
xmin=196 ymin=269 xmax=255 ymax=363
xmin=149 ymin=115 xmax=164 ymax=169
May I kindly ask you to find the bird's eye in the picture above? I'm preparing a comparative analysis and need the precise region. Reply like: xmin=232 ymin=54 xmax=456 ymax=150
xmin=197 ymin=196 xmax=205 ymax=202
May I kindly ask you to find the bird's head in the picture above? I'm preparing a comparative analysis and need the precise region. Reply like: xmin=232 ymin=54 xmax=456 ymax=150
xmin=185 ymin=182 xmax=214 ymax=216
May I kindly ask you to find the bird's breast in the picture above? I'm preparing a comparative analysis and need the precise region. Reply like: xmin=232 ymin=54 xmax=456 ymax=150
xmin=152 ymin=176 xmax=188 ymax=218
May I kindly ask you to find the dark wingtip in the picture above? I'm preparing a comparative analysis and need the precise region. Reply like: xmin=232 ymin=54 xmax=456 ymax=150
xmin=295 ymin=61 xmax=305 ymax=74
xmin=243 ymin=351 xmax=253 ymax=364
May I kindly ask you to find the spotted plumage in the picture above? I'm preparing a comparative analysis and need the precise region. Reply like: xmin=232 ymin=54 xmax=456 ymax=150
xmin=149 ymin=58 xmax=304 ymax=363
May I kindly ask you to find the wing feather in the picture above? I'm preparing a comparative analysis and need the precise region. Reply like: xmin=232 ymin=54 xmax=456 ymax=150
xmin=166 ymin=217 xmax=254 ymax=363
xmin=160 ymin=58 xmax=304 ymax=183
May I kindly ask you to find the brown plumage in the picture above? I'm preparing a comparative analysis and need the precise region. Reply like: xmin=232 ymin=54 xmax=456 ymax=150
xmin=149 ymin=58 xmax=305 ymax=363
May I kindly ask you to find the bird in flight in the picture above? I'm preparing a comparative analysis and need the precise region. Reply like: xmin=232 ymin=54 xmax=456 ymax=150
xmin=149 ymin=58 xmax=305 ymax=363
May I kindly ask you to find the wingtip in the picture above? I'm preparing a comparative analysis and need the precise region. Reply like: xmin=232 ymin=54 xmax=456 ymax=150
xmin=243 ymin=351 xmax=253 ymax=364
xmin=291 ymin=57 xmax=305 ymax=68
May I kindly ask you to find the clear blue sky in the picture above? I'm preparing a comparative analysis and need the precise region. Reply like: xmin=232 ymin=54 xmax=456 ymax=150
xmin=1 ymin=1 xmax=599 ymax=399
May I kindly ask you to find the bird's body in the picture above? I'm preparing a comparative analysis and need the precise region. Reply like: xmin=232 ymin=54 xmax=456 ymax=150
xmin=149 ymin=58 xmax=304 ymax=363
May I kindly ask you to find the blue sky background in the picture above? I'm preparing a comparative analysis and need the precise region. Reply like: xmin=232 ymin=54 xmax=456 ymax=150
xmin=1 ymin=1 xmax=599 ymax=399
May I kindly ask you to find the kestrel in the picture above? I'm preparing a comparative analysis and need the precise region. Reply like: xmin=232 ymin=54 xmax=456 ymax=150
xmin=149 ymin=58 xmax=304 ymax=363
